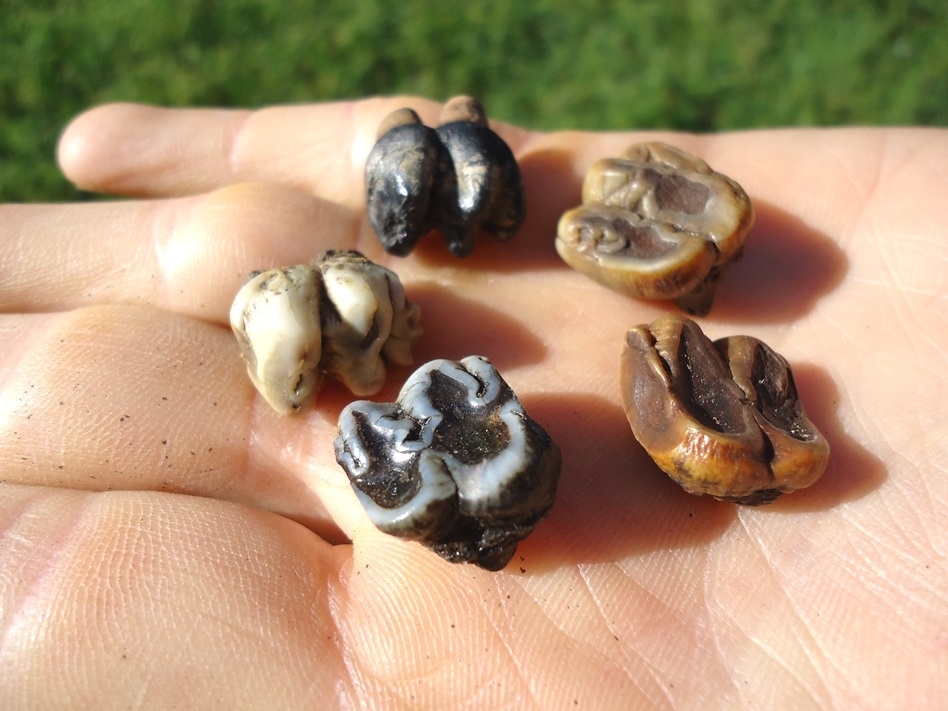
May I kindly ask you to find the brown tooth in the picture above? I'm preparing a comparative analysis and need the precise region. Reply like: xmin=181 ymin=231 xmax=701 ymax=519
xmin=557 ymin=141 xmax=754 ymax=315
xmin=620 ymin=314 xmax=829 ymax=505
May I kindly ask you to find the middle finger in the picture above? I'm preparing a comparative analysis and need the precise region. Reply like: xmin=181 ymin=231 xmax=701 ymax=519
xmin=0 ymin=183 xmax=360 ymax=322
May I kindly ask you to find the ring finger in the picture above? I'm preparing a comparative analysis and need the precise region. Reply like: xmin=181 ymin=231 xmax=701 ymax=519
xmin=0 ymin=304 xmax=360 ymax=542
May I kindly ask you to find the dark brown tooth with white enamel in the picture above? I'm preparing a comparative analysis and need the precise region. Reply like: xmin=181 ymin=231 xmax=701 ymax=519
xmin=334 ymin=355 xmax=561 ymax=570
xmin=365 ymin=95 xmax=525 ymax=258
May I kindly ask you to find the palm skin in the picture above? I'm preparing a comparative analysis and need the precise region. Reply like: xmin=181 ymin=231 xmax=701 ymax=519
xmin=0 ymin=98 xmax=945 ymax=709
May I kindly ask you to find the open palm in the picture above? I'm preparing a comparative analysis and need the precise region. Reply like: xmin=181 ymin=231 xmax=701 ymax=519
xmin=1 ymin=98 xmax=945 ymax=709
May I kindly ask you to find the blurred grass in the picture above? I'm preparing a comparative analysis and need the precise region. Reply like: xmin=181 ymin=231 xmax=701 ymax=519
xmin=1 ymin=0 xmax=946 ymax=201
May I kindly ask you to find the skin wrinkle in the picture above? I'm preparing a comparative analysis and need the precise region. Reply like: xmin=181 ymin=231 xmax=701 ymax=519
xmin=746 ymin=638 xmax=824 ymax=710
xmin=810 ymin=555 xmax=881 ymax=710
xmin=869 ymin=138 xmax=946 ymax=298
xmin=827 ymin=134 xmax=883 ymax=217
xmin=214 ymin=380 xmax=257 ymax=517
xmin=3 ymin=494 xmax=121 ymax=705
xmin=830 ymin=360 xmax=881 ymax=450
xmin=734 ymin=513 xmax=840 ymax=705
xmin=824 ymin=548 xmax=930 ymax=708
xmin=173 ymin=498 xmax=344 ymax=707
xmin=528 ymin=588 xmax=662 ymax=708
xmin=842 ymin=510 xmax=943 ymax=612
xmin=320 ymin=569 xmax=358 ymax=710
xmin=701 ymin=532 xmax=772 ymax=702
xmin=867 ymin=421 xmax=928 ymax=524
xmin=724 ymin=521 xmax=823 ymax=701
xmin=513 ymin=568 xmax=600 ymax=643
xmin=887 ymin=466 xmax=940 ymax=561
xmin=915 ymin=458 xmax=945 ymax=549
xmin=746 ymin=133 xmax=840 ymax=235
xmin=5 ymin=330 xmax=57 ymax=467
xmin=849 ymin=130 xmax=887 ymax=233
xmin=325 ymin=566 xmax=364 ymax=710
xmin=777 ymin=560 xmax=862 ymax=706
xmin=0 ymin=315 xmax=51 ymax=408
xmin=575 ymin=563 xmax=673 ymax=709
xmin=611 ymin=553 xmax=722 ymax=703
xmin=835 ymin=530 xmax=926 ymax=619
xmin=880 ymin=261 xmax=948 ymax=296
xmin=702 ymin=622 xmax=775 ymax=707
xmin=837 ymin=131 xmax=893 ymax=236
xmin=83 ymin=498 xmax=186 ymax=667
xmin=847 ymin=258 xmax=944 ymax=296
xmin=573 ymin=566 xmax=656 ymax=701
xmin=466 ymin=683 xmax=518 ymax=711
xmin=879 ymin=132 xmax=935 ymax=195
xmin=456 ymin=589 xmax=531 ymax=706
xmin=178 ymin=311 xmax=253 ymax=504
xmin=909 ymin=433 xmax=948 ymax=554
xmin=879 ymin=242 xmax=922 ymax=315
xmin=848 ymin=539 xmax=938 ymax=624
xmin=224 ymin=109 xmax=255 ymax=186
xmin=476 ymin=597 xmax=543 ymax=711
xmin=0 ymin=490 xmax=86 ymax=660
xmin=495 ymin=572 xmax=616 ymax=707
xmin=322 ymin=549 xmax=362 ymax=692
xmin=150 ymin=195 xmax=183 ymax=314
xmin=617 ymin=566 xmax=715 ymax=705
xmin=330 ymin=546 xmax=473 ymax=704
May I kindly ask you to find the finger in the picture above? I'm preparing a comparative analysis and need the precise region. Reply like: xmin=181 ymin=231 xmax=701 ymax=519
xmin=57 ymin=104 xmax=253 ymax=199
xmin=0 ymin=182 xmax=360 ymax=323
xmin=0 ymin=305 xmax=362 ymax=542
xmin=0 ymin=484 xmax=350 ymax=706
xmin=58 ymin=97 xmax=486 ymax=205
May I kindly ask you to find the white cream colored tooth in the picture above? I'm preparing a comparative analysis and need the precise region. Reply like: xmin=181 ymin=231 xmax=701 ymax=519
xmin=230 ymin=251 xmax=422 ymax=415
xmin=229 ymin=266 xmax=323 ymax=416
xmin=319 ymin=254 xmax=391 ymax=395
xmin=321 ymin=258 xmax=381 ymax=338
xmin=318 ymin=251 xmax=420 ymax=396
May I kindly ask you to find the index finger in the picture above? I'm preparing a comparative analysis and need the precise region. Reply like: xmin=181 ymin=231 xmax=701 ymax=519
xmin=56 ymin=97 xmax=532 ymax=207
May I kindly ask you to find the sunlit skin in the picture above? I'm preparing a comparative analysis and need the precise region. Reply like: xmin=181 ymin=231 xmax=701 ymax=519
xmin=0 ymin=98 xmax=945 ymax=709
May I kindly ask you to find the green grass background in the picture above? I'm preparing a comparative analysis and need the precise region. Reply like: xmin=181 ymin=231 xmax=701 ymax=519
xmin=2 ymin=0 xmax=946 ymax=201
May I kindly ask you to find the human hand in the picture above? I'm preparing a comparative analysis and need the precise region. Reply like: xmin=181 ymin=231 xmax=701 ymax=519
xmin=1 ymin=98 xmax=945 ymax=708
